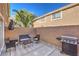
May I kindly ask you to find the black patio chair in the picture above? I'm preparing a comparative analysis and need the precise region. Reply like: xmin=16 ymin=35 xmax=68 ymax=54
xmin=33 ymin=34 xmax=40 ymax=43
xmin=5 ymin=39 xmax=17 ymax=52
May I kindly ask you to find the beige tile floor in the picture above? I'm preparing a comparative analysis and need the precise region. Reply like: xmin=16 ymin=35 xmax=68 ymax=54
xmin=1 ymin=41 xmax=68 ymax=56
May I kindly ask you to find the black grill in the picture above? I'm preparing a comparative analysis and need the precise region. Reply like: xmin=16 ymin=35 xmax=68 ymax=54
xmin=56 ymin=35 xmax=79 ymax=56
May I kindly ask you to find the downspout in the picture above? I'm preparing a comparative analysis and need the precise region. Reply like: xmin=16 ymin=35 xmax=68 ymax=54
xmin=0 ymin=13 xmax=5 ymax=55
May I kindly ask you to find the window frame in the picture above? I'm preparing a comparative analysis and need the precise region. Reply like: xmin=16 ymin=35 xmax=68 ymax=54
xmin=52 ymin=11 xmax=62 ymax=20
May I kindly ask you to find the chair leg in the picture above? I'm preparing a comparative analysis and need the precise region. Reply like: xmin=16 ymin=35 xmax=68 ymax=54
xmin=14 ymin=47 xmax=16 ymax=51
xmin=6 ymin=49 xmax=7 ymax=52
xmin=24 ymin=45 xmax=26 ymax=48
xmin=6 ymin=47 xmax=9 ymax=52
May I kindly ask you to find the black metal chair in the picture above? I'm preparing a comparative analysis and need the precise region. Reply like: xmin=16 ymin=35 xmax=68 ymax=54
xmin=5 ymin=39 xmax=17 ymax=52
xmin=5 ymin=40 xmax=11 ymax=52
xmin=33 ymin=34 xmax=40 ymax=43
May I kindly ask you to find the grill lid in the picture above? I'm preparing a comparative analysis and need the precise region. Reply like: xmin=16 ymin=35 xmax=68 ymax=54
xmin=57 ymin=35 xmax=79 ymax=44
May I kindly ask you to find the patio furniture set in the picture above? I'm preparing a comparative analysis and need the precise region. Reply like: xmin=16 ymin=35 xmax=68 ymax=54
xmin=5 ymin=32 xmax=79 ymax=56
xmin=5 ymin=34 xmax=40 ymax=52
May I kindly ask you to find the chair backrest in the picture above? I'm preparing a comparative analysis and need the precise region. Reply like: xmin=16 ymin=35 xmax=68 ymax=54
xmin=5 ymin=38 xmax=10 ymax=43
xmin=19 ymin=34 xmax=31 ymax=42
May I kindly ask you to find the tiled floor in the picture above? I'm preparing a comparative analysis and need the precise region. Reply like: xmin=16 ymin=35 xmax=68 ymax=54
xmin=1 ymin=41 xmax=68 ymax=56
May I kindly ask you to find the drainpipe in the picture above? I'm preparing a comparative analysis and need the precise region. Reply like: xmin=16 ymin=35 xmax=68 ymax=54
xmin=0 ymin=13 xmax=5 ymax=55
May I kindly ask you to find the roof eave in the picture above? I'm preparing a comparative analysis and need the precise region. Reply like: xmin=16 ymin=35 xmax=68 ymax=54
xmin=33 ymin=3 xmax=79 ymax=22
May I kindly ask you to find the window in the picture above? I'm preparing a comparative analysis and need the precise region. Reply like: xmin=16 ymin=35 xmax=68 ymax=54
xmin=52 ymin=12 xmax=62 ymax=20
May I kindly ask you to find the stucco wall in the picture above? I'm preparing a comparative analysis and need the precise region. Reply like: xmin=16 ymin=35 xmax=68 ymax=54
xmin=5 ymin=28 xmax=36 ymax=40
xmin=33 ymin=5 xmax=79 ymax=28
xmin=35 ymin=25 xmax=79 ymax=47
xmin=0 ymin=3 xmax=9 ymax=26
xmin=5 ymin=25 xmax=79 ymax=47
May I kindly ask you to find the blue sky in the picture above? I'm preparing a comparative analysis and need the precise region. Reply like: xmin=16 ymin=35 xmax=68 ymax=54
xmin=10 ymin=3 xmax=69 ymax=17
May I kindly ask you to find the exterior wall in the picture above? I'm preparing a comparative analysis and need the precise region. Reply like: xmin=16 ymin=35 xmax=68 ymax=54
xmin=35 ymin=25 xmax=79 ymax=47
xmin=0 ymin=3 xmax=9 ymax=26
xmin=33 ymin=5 xmax=79 ymax=28
xmin=0 ymin=16 xmax=4 ymax=54
xmin=5 ymin=28 xmax=36 ymax=40
xmin=0 ymin=3 xmax=9 ymax=54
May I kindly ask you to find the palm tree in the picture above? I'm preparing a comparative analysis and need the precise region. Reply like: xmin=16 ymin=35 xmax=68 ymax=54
xmin=13 ymin=9 xmax=36 ymax=27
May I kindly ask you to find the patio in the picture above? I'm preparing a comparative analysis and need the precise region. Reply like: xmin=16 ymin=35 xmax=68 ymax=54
xmin=1 ymin=41 xmax=68 ymax=56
